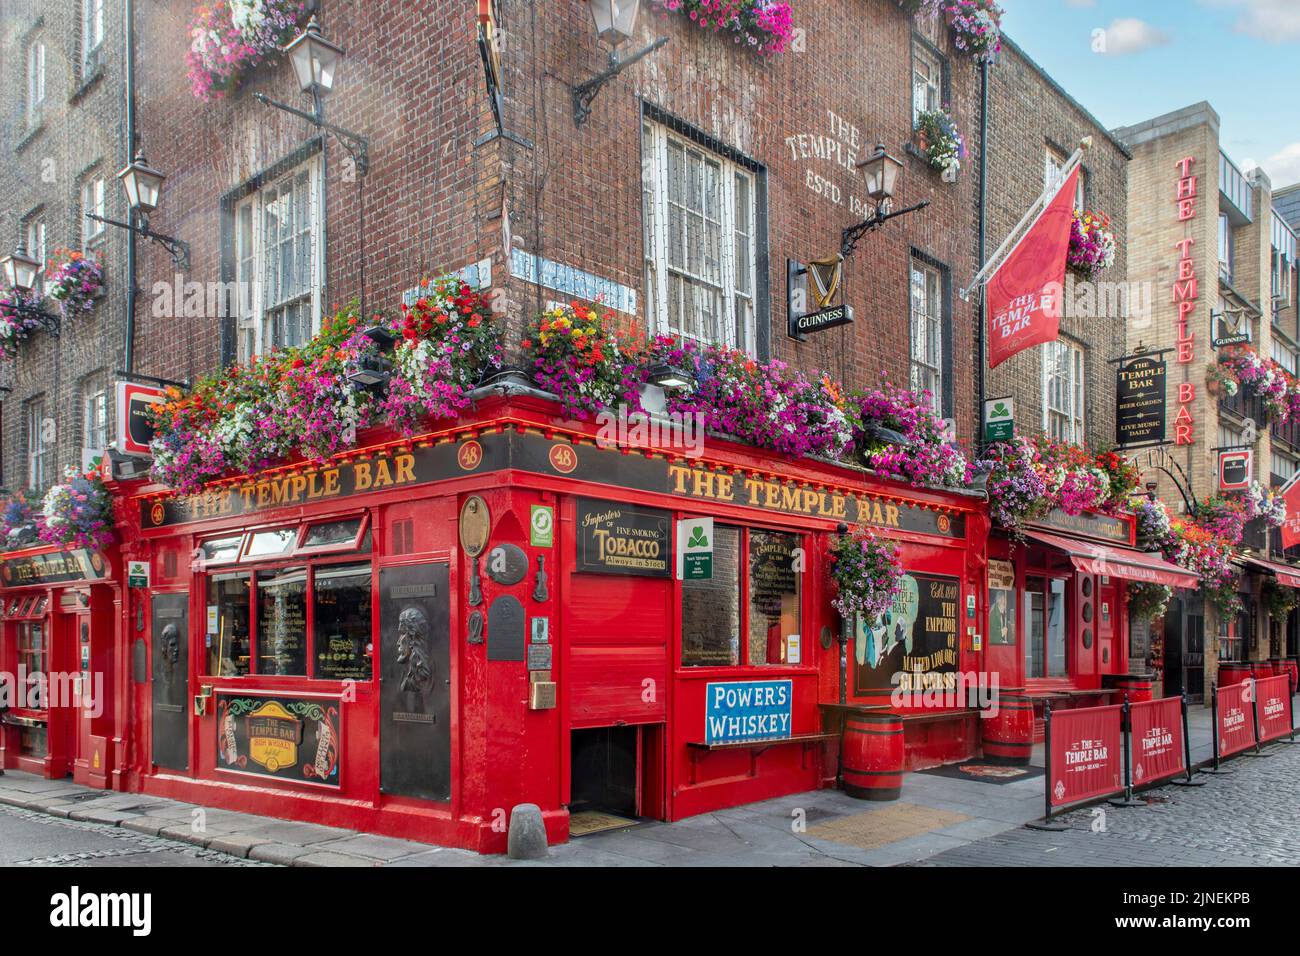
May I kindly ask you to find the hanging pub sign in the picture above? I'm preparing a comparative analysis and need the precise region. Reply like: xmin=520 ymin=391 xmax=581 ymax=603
xmin=0 ymin=549 xmax=108 ymax=586
xmin=116 ymin=381 xmax=168 ymax=457
xmin=787 ymin=255 xmax=854 ymax=338
xmin=1211 ymin=307 xmax=1251 ymax=349
xmin=215 ymin=693 xmax=341 ymax=789
xmin=1218 ymin=449 xmax=1253 ymax=492
xmin=853 ymin=573 xmax=960 ymax=693
xmin=576 ymin=499 xmax=672 ymax=577
xmin=1115 ymin=356 xmax=1167 ymax=448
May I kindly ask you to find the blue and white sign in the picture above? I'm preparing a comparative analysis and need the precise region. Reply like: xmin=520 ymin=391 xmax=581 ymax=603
xmin=511 ymin=248 xmax=638 ymax=315
xmin=705 ymin=680 xmax=793 ymax=744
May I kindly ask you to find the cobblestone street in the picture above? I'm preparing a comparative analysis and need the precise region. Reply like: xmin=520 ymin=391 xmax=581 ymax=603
xmin=918 ymin=740 xmax=1300 ymax=867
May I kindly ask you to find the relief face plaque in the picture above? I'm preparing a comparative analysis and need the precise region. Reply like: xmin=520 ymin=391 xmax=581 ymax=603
xmin=379 ymin=564 xmax=451 ymax=801
xmin=151 ymin=593 xmax=189 ymax=771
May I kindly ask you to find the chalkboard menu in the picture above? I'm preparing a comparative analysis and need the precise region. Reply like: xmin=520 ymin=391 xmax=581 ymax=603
xmin=257 ymin=568 xmax=307 ymax=675
xmin=216 ymin=693 xmax=341 ymax=788
xmin=576 ymin=499 xmax=671 ymax=577
xmin=854 ymin=573 xmax=961 ymax=693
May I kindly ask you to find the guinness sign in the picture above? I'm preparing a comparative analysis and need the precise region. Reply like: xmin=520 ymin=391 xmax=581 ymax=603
xmin=788 ymin=255 xmax=854 ymax=338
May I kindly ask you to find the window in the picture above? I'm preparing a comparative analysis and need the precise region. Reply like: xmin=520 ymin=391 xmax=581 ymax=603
xmin=682 ymin=525 xmax=806 ymax=668
xmin=201 ymin=535 xmax=245 ymax=565
xmin=1025 ymin=576 xmax=1068 ymax=679
xmin=642 ymin=120 xmax=758 ymax=353
xmin=1273 ymin=338 xmax=1299 ymax=377
xmin=234 ymin=156 xmax=323 ymax=359
xmin=25 ymin=398 xmax=47 ymax=492
xmin=1045 ymin=147 xmax=1086 ymax=211
xmin=26 ymin=38 xmax=45 ymax=125
xmin=909 ymin=257 xmax=944 ymax=413
xmin=313 ymin=563 xmax=373 ymax=680
xmin=81 ymin=174 xmax=106 ymax=248
xmin=207 ymin=574 xmax=252 ymax=677
xmin=17 ymin=622 xmax=46 ymax=711
xmin=912 ymin=38 xmax=943 ymax=124
xmin=243 ymin=528 xmax=297 ymax=560
xmin=257 ymin=567 xmax=308 ymax=676
xmin=1042 ymin=338 xmax=1085 ymax=443
xmin=25 ymin=218 xmax=46 ymax=290
xmin=82 ymin=0 xmax=105 ymax=70
xmin=81 ymin=371 xmax=109 ymax=463
xmin=1272 ymin=451 xmax=1298 ymax=484
xmin=1217 ymin=422 xmax=1244 ymax=451
xmin=1219 ymin=212 xmax=1233 ymax=284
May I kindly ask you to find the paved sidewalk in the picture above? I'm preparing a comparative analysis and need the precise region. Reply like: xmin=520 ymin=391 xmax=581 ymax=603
xmin=0 ymin=696 xmax=1288 ymax=867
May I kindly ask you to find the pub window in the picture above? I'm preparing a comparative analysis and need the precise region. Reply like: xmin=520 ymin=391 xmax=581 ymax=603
xmin=256 ymin=566 xmax=308 ymax=676
xmin=207 ymin=574 xmax=251 ymax=677
xmin=243 ymin=527 xmax=297 ymax=560
xmin=81 ymin=370 xmax=110 ymax=461
xmin=299 ymin=515 xmax=369 ymax=554
xmin=682 ymin=526 xmax=806 ymax=668
xmin=911 ymin=37 xmax=944 ymax=125
xmin=682 ymin=525 xmax=742 ymax=666
xmin=201 ymin=534 xmax=245 ymax=564
xmin=1045 ymin=146 xmax=1086 ymax=211
xmin=17 ymin=622 xmax=46 ymax=711
xmin=26 ymin=36 xmax=45 ymax=127
xmin=1025 ymin=576 xmax=1068 ymax=679
xmin=1042 ymin=338 xmax=1085 ymax=443
xmin=26 ymin=397 xmax=47 ymax=492
xmin=747 ymin=530 xmax=801 ymax=666
xmin=909 ymin=257 xmax=945 ymax=414
xmin=82 ymin=0 xmax=105 ymax=72
xmin=81 ymin=171 xmax=106 ymax=248
xmin=313 ymin=563 xmax=373 ymax=680
xmin=25 ymin=217 xmax=46 ymax=291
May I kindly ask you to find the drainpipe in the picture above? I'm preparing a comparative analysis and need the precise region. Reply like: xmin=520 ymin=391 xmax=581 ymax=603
xmin=123 ymin=0 xmax=137 ymax=373
xmin=976 ymin=58 xmax=989 ymax=449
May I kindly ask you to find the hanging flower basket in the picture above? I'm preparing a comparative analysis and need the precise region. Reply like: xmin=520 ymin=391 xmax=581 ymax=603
xmin=0 ymin=291 xmax=45 ymax=353
xmin=1066 ymin=210 xmax=1116 ymax=281
xmin=915 ymin=109 xmax=966 ymax=180
xmin=828 ymin=528 xmax=904 ymax=625
xmin=907 ymin=0 xmax=1004 ymax=63
xmin=38 ymin=472 xmax=116 ymax=552
xmin=186 ymin=0 xmax=309 ymax=101
xmin=649 ymin=0 xmax=796 ymax=55
xmin=849 ymin=379 xmax=970 ymax=487
xmin=1 ymin=493 xmax=39 ymax=548
xmin=1126 ymin=582 xmax=1172 ymax=623
xmin=46 ymin=248 xmax=105 ymax=319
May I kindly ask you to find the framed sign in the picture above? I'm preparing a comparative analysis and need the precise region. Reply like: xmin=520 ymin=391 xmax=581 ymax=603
xmin=705 ymin=679 xmax=793 ymax=743
xmin=1218 ymin=449 xmax=1252 ymax=492
xmin=854 ymin=573 xmax=960 ymax=693
xmin=576 ymin=499 xmax=671 ymax=577
xmin=216 ymin=693 xmax=341 ymax=788
xmin=1115 ymin=357 xmax=1167 ymax=448
xmin=115 ymin=381 xmax=168 ymax=457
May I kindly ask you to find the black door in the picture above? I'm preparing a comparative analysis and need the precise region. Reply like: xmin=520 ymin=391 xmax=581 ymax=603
xmin=1163 ymin=598 xmax=1184 ymax=698
xmin=570 ymin=727 xmax=638 ymax=818
xmin=151 ymin=593 xmax=189 ymax=770
xmin=379 ymin=563 xmax=451 ymax=800
xmin=1183 ymin=606 xmax=1205 ymax=704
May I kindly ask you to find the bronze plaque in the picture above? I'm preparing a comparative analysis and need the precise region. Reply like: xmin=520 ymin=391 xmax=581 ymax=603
xmin=487 ymin=594 xmax=526 ymax=662
xmin=151 ymin=593 xmax=189 ymax=771
xmin=530 ymin=681 xmax=557 ymax=709
xmin=485 ymin=544 xmax=529 ymax=586
xmin=459 ymin=496 xmax=491 ymax=558
xmin=379 ymin=563 xmax=451 ymax=801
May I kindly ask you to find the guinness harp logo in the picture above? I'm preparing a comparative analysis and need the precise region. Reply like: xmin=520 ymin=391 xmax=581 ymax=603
xmin=808 ymin=254 xmax=844 ymax=310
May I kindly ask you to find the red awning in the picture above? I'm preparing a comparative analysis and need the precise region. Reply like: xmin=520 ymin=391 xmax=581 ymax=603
xmin=1022 ymin=530 xmax=1200 ymax=590
xmin=1240 ymin=556 xmax=1300 ymax=590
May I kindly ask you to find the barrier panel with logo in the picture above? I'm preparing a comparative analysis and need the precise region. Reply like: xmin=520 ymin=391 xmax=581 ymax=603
xmin=1255 ymin=675 xmax=1295 ymax=744
xmin=1047 ymin=703 xmax=1124 ymax=812
xmin=1129 ymin=696 xmax=1186 ymax=787
xmin=1213 ymin=680 xmax=1258 ymax=765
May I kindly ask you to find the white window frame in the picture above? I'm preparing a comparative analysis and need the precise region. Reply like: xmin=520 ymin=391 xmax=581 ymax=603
xmin=912 ymin=39 xmax=942 ymax=125
xmin=233 ymin=155 xmax=325 ymax=360
xmin=81 ymin=373 xmax=109 ymax=462
xmin=642 ymin=120 xmax=757 ymax=354
xmin=1042 ymin=338 xmax=1085 ymax=444
xmin=81 ymin=174 xmax=106 ymax=248
xmin=83 ymin=0 xmax=105 ymax=70
xmin=1273 ymin=337 xmax=1299 ymax=376
xmin=1045 ymin=147 xmax=1085 ymax=212
xmin=26 ymin=398 xmax=47 ymax=492
xmin=25 ymin=219 xmax=46 ymax=291
xmin=26 ymin=38 xmax=45 ymax=124
xmin=909 ymin=257 xmax=944 ymax=413
xmin=1272 ymin=450 xmax=1298 ymax=484
xmin=1219 ymin=212 xmax=1233 ymax=283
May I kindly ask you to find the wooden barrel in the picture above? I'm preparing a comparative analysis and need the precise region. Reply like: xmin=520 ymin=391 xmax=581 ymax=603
xmin=1252 ymin=661 xmax=1276 ymax=679
xmin=842 ymin=714 xmax=903 ymax=801
xmin=1269 ymin=659 xmax=1290 ymax=682
xmin=1218 ymin=662 xmax=1252 ymax=687
xmin=1107 ymin=674 xmax=1154 ymax=704
xmin=981 ymin=691 xmax=1034 ymax=765
xmin=1286 ymin=659 xmax=1299 ymax=693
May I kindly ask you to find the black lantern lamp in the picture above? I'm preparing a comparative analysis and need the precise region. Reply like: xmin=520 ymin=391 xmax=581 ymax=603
xmin=79 ymin=149 xmax=190 ymax=270
xmin=347 ymin=325 xmax=396 ymax=391
xmin=572 ymin=0 xmax=668 ymax=126
xmin=0 ymin=241 xmax=60 ymax=337
xmin=284 ymin=15 xmax=345 ymax=98
xmin=841 ymin=143 xmax=930 ymax=258
xmin=646 ymin=361 xmax=691 ymax=391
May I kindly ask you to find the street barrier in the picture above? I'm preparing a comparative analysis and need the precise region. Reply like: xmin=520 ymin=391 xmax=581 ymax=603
xmin=1255 ymin=674 xmax=1296 ymax=745
xmin=1128 ymin=695 xmax=1193 ymax=789
xmin=1038 ymin=701 xmax=1125 ymax=823
xmin=1212 ymin=679 xmax=1258 ymax=768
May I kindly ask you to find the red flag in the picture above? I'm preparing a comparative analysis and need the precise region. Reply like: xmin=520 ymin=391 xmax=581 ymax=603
xmin=1281 ymin=475 xmax=1300 ymax=549
xmin=986 ymin=167 xmax=1079 ymax=369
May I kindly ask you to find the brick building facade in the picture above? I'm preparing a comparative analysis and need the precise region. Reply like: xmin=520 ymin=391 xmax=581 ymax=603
xmin=0 ymin=0 xmax=129 ymax=496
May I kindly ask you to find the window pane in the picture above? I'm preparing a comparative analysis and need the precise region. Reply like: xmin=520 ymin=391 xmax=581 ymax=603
xmin=302 ymin=518 xmax=364 ymax=549
xmin=747 ymin=531 xmax=801 ymax=666
xmin=256 ymin=567 xmax=307 ymax=675
xmin=682 ymin=526 xmax=741 ymax=667
xmin=313 ymin=563 xmax=373 ymax=680
xmin=207 ymin=574 xmax=251 ymax=676
xmin=202 ymin=535 xmax=244 ymax=563
xmin=1025 ymin=580 xmax=1045 ymax=679
xmin=1047 ymin=578 xmax=1068 ymax=677
xmin=245 ymin=528 xmax=296 ymax=558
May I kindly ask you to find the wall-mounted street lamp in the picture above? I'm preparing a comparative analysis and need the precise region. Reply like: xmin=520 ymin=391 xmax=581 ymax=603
xmin=254 ymin=15 xmax=372 ymax=320
xmin=82 ymin=150 xmax=190 ymax=270
xmin=572 ymin=0 xmax=668 ymax=126
xmin=840 ymin=144 xmax=930 ymax=259
xmin=0 ymin=241 xmax=61 ymax=337
xmin=346 ymin=325 xmax=396 ymax=391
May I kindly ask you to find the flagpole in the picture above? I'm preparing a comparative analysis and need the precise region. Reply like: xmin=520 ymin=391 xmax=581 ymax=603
xmin=960 ymin=136 xmax=1092 ymax=301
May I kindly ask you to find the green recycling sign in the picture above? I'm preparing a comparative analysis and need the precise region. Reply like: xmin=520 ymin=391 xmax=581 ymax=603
xmin=679 ymin=517 xmax=714 ymax=580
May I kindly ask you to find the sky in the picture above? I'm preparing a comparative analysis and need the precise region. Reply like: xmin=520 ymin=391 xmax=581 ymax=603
xmin=999 ymin=0 xmax=1300 ymax=189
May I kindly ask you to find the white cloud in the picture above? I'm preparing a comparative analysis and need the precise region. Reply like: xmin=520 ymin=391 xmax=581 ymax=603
xmin=1263 ymin=142 xmax=1300 ymax=188
xmin=1097 ymin=18 xmax=1171 ymax=55
xmin=1203 ymin=0 xmax=1300 ymax=42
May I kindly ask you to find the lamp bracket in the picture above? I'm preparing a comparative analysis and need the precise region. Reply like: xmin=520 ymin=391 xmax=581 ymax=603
xmin=840 ymin=199 xmax=930 ymax=259
xmin=572 ymin=36 xmax=669 ymax=127
xmin=86 ymin=213 xmax=190 ymax=271
xmin=253 ymin=93 xmax=370 ymax=175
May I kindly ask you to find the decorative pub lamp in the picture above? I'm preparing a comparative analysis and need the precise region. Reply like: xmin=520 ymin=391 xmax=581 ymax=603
xmin=572 ymin=0 xmax=668 ymax=126
xmin=840 ymin=143 xmax=930 ymax=258
xmin=0 ymin=240 xmax=60 ymax=336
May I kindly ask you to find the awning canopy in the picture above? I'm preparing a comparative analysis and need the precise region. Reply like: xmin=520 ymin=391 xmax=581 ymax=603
xmin=1239 ymin=556 xmax=1300 ymax=590
xmin=1022 ymin=529 xmax=1200 ymax=590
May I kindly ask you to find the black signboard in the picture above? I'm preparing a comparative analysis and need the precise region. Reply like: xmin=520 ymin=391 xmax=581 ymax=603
xmin=576 ymin=499 xmax=672 ymax=577
xmin=150 ymin=593 xmax=189 ymax=771
xmin=853 ymin=573 xmax=960 ymax=693
xmin=379 ymin=563 xmax=451 ymax=801
xmin=1031 ymin=508 xmax=1132 ymax=545
xmin=790 ymin=304 xmax=854 ymax=337
xmin=487 ymin=594 xmax=526 ymax=662
xmin=215 ymin=693 xmax=341 ymax=788
xmin=1116 ymin=357 xmax=1167 ymax=448
xmin=0 ymin=549 xmax=107 ymax=587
